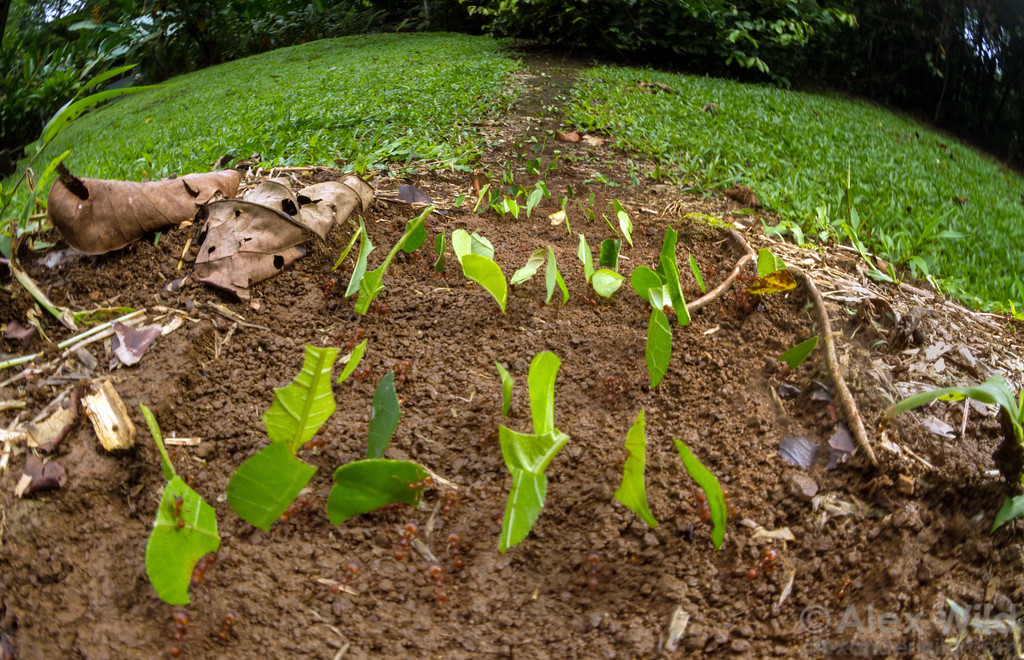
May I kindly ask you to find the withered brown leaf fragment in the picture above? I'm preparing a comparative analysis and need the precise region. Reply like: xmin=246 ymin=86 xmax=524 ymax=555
xmin=18 ymin=454 xmax=68 ymax=496
xmin=47 ymin=166 xmax=242 ymax=255
xmin=195 ymin=175 xmax=372 ymax=299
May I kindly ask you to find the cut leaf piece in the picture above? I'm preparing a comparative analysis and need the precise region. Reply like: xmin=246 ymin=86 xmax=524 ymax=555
xmin=327 ymin=459 xmax=429 ymax=525
xmin=756 ymin=248 xmax=786 ymax=278
xmin=599 ymin=239 xmax=621 ymax=271
xmin=511 ymin=247 xmax=547 ymax=285
xmin=646 ymin=308 xmax=672 ymax=388
xmin=528 ymin=352 xmax=561 ymax=436
xmin=461 ymin=254 xmax=508 ymax=313
xmin=577 ymin=234 xmax=595 ymax=283
xmin=367 ymin=372 xmax=400 ymax=459
xmin=336 ymin=339 xmax=368 ymax=384
xmin=992 ymin=495 xmax=1024 ymax=532
xmin=592 ymin=269 xmax=625 ymax=298
xmin=451 ymin=229 xmax=494 ymax=264
xmin=688 ymin=254 xmax=706 ymax=293
xmin=614 ymin=410 xmax=658 ymax=527
xmin=354 ymin=209 xmax=429 ymax=314
xmin=746 ymin=270 xmax=797 ymax=296
xmin=496 ymin=361 xmax=514 ymax=417
xmin=613 ymin=199 xmax=633 ymax=247
xmin=262 ymin=345 xmax=339 ymax=454
xmin=778 ymin=336 xmax=818 ymax=370
xmin=226 ymin=442 xmax=316 ymax=530
xmin=345 ymin=217 xmax=374 ymax=297
xmin=545 ymin=247 xmax=568 ymax=305
xmin=499 ymin=469 xmax=547 ymax=553
xmin=630 ymin=266 xmax=663 ymax=306
xmin=433 ymin=230 xmax=446 ymax=273
xmin=499 ymin=426 xmax=570 ymax=474
xmin=146 ymin=476 xmax=221 ymax=605
xmin=673 ymin=439 xmax=727 ymax=550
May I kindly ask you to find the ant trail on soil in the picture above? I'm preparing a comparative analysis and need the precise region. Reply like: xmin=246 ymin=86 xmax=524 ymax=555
xmin=745 ymin=548 xmax=778 ymax=581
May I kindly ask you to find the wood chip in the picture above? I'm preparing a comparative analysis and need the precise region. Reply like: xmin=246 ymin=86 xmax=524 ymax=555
xmin=82 ymin=380 xmax=136 ymax=451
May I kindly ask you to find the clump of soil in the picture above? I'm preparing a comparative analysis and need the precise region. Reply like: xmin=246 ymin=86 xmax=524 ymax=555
xmin=2 ymin=59 xmax=1024 ymax=659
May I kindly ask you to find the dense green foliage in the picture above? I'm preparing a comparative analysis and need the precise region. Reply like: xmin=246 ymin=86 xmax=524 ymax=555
xmin=0 ymin=0 xmax=472 ymax=169
xmin=461 ymin=0 xmax=855 ymax=80
xmin=565 ymin=65 xmax=1024 ymax=309
xmin=40 ymin=33 xmax=517 ymax=180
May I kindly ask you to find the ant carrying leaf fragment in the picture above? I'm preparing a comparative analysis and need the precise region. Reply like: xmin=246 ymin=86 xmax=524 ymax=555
xmin=142 ymin=404 xmax=220 ymax=605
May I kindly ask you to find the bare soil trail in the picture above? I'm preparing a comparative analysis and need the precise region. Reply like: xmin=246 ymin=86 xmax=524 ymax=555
xmin=1 ymin=55 xmax=1023 ymax=659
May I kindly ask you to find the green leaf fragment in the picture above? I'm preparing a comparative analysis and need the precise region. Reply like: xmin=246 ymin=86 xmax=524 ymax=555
xmin=367 ymin=372 xmax=401 ymax=459
xmin=599 ymin=238 xmax=621 ymax=271
xmin=344 ymin=218 xmax=373 ymax=297
xmin=332 ymin=225 xmax=362 ymax=271
xmin=336 ymin=339 xmax=368 ymax=384
xmin=992 ymin=495 xmax=1024 ymax=532
xmin=262 ymin=345 xmax=339 ymax=454
xmin=646 ymin=308 xmax=672 ymax=388
xmin=630 ymin=266 xmax=663 ymax=307
xmin=673 ymin=440 xmax=727 ymax=550
xmin=778 ymin=336 xmax=819 ymax=370
xmin=226 ymin=442 xmax=316 ymax=530
xmin=146 ymin=476 xmax=220 ymax=605
xmin=496 ymin=361 xmax=514 ymax=416
xmin=433 ymin=231 xmax=446 ymax=273
xmin=511 ymin=247 xmax=547 ymax=285
xmin=592 ymin=269 xmax=625 ymax=298
xmin=141 ymin=403 xmax=175 ymax=481
xmin=577 ymin=233 xmax=595 ymax=283
xmin=327 ymin=459 xmax=428 ymax=525
xmin=499 ymin=426 xmax=570 ymax=474
xmin=756 ymin=248 xmax=786 ymax=279
xmin=545 ymin=247 xmax=568 ymax=305
xmin=885 ymin=375 xmax=1022 ymax=444
xmin=528 ymin=351 xmax=561 ymax=435
xmin=461 ymin=253 xmax=508 ymax=313
xmin=452 ymin=229 xmax=494 ymax=264
xmin=688 ymin=253 xmax=706 ymax=293
xmin=499 ymin=469 xmax=547 ymax=553
xmin=613 ymin=199 xmax=633 ymax=247
xmin=614 ymin=410 xmax=658 ymax=527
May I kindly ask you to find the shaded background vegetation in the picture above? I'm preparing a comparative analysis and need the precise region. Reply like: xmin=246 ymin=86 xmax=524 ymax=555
xmin=1 ymin=0 xmax=1021 ymax=173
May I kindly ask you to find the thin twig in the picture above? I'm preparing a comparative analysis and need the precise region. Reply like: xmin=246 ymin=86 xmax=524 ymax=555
xmin=0 ymin=309 xmax=146 ymax=370
xmin=687 ymin=229 xmax=755 ymax=314
xmin=791 ymin=265 xmax=879 ymax=468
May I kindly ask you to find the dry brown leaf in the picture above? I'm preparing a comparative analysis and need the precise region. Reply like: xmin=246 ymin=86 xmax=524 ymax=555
xmin=47 ymin=166 xmax=241 ymax=255
xmin=555 ymin=130 xmax=580 ymax=143
xmin=195 ymin=175 xmax=371 ymax=299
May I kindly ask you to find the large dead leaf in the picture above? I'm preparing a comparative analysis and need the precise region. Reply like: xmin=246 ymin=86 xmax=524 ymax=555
xmin=296 ymin=176 xmax=373 ymax=240
xmin=194 ymin=175 xmax=371 ymax=298
xmin=47 ymin=165 xmax=241 ymax=255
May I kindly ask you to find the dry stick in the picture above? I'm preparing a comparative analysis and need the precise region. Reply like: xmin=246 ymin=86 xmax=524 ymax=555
xmin=705 ymin=229 xmax=879 ymax=467
xmin=687 ymin=229 xmax=755 ymax=314
xmin=791 ymin=265 xmax=879 ymax=468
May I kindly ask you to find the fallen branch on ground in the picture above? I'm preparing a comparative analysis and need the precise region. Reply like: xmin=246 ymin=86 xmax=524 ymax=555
xmin=687 ymin=229 xmax=755 ymax=315
xmin=791 ymin=265 xmax=879 ymax=468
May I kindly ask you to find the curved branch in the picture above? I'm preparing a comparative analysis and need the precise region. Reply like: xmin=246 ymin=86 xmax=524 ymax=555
xmin=687 ymin=229 xmax=756 ymax=314
xmin=791 ymin=266 xmax=879 ymax=468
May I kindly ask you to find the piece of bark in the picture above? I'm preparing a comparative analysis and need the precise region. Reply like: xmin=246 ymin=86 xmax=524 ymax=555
xmin=47 ymin=166 xmax=241 ymax=255
xmin=82 ymin=380 xmax=136 ymax=451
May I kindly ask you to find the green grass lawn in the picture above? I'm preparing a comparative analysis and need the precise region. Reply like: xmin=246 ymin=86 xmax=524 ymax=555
xmin=46 ymin=32 xmax=520 ymax=180
xmin=564 ymin=65 xmax=1024 ymax=311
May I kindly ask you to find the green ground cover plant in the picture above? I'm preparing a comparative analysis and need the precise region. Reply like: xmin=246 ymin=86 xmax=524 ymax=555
xmin=565 ymin=65 xmax=1024 ymax=310
xmin=36 ymin=33 xmax=519 ymax=181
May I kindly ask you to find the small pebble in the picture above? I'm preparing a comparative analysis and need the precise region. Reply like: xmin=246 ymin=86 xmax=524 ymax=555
xmin=787 ymin=473 xmax=819 ymax=500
